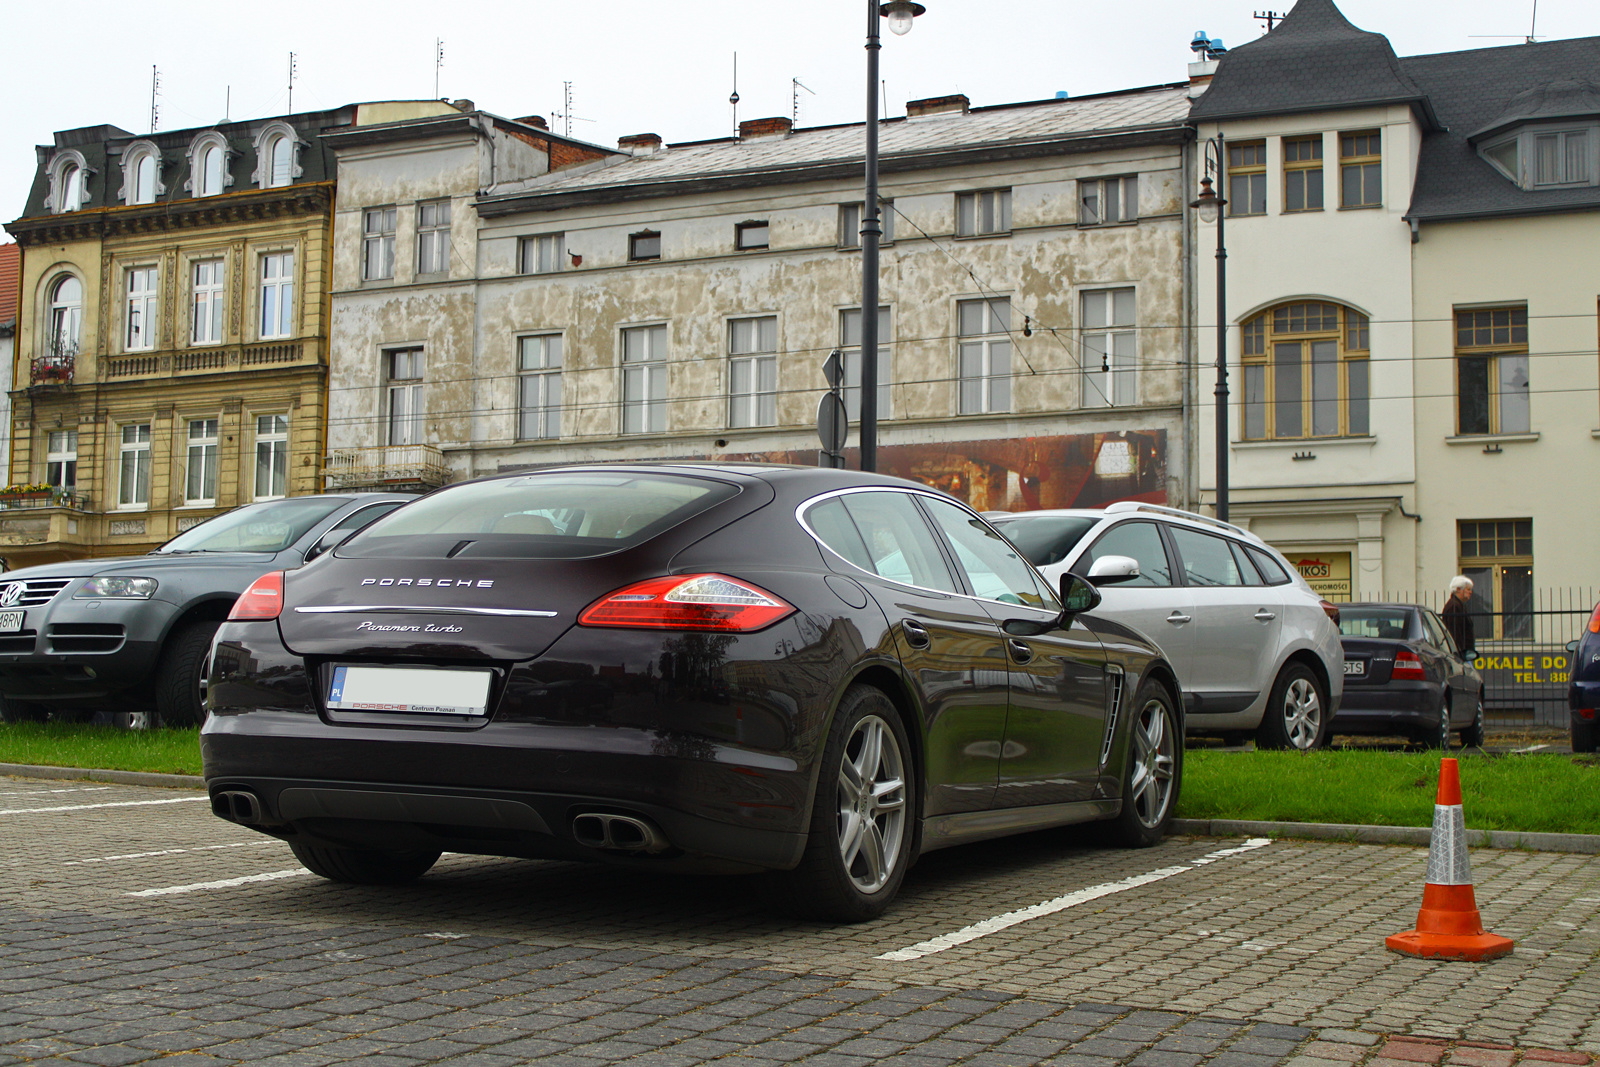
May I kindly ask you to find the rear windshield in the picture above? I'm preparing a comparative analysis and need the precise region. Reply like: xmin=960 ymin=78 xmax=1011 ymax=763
xmin=988 ymin=515 xmax=1098 ymax=567
xmin=156 ymin=497 xmax=347 ymax=554
xmin=1339 ymin=608 xmax=1415 ymax=640
xmin=343 ymin=471 xmax=739 ymax=559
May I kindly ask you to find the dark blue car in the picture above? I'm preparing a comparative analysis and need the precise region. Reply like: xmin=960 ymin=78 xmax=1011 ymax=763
xmin=1567 ymin=601 xmax=1600 ymax=753
xmin=1331 ymin=602 xmax=1485 ymax=749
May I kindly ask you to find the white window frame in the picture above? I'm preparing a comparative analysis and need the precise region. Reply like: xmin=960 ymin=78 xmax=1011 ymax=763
xmin=259 ymin=251 xmax=295 ymax=340
xmin=185 ymin=417 xmax=220 ymax=506
xmin=1078 ymin=176 xmax=1139 ymax=226
xmin=956 ymin=189 xmax=1011 ymax=237
xmin=416 ymin=200 xmax=452 ymax=275
xmin=254 ymin=414 xmax=289 ymax=500
xmin=957 ymin=297 xmax=1012 ymax=414
xmin=728 ymin=316 xmax=778 ymax=428
xmin=47 ymin=150 xmax=91 ymax=214
xmin=186 ymin=131 xmax=232 ymax=198
xmin=46 ymin=430 xmax=77 ymax=496
xmin=125 ymin=266 xmax=159 ymax=352
xmin=1081 ymin=287 xmax=1138 ymax=407
xmin=363 ymin=206 xmax=397 ymax=281
xmin=519 ymin=233 xmax=565 ymax=274
xmin=251 ymin=121 xmax=302 ymax=188
xmin=191 ymin=258 xmax=225 ymax=346
xmin=118 ymin=423 xmax=152 ymax=509
xmin=621 ymin=324 xmax=668 ymax=434
xmin=385 ymin=348 xmax=426 ymax=446
xmin=119 ymin=141 xmax=164 ymax=206
xmin=518 ymin=334 xmax=564 ymax=440
xmin=838 ymin=306 xmax=891 ymax=421
xmin=47 ymin=274 xmax=83 ymax=358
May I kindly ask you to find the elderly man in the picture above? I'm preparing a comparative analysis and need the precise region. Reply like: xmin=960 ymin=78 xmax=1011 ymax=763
xmin=1442 ymin=575 xmax=1476 ymax=655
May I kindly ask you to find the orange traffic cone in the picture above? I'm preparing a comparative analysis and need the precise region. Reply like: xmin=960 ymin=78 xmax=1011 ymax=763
xmin=1386 ymin=757 xmax=1513 ymax=961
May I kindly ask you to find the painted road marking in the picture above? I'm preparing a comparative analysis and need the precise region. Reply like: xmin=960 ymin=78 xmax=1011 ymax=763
xmin=0 ymin=787 xmax=113 ymax=796
xmin=0 ymin=796 xmax=209 ymax=816
xmin=876 ymin=838 xmax=1273 ymax=962
xmin=66 ymin=842 xmax=276 ymax=866
xmin=1510 ymin=744 xmax=1550 ymax=753
xmin=127 ymin=868 xmax=312 ymax=897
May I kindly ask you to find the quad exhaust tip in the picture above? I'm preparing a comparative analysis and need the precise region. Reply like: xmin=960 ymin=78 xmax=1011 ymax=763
xmin=212 ymin=790 xmax=262 ymax=825
xmin=572 ymin=812 xmax=670 ymax=854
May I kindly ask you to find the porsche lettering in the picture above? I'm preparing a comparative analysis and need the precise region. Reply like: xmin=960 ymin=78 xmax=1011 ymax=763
xmin=359 ymin=578 xmax=495 ymax=588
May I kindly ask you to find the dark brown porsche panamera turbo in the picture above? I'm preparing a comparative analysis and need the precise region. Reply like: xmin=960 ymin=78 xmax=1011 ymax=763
xmin=203 ymin=464 xmax=1183 ymax=921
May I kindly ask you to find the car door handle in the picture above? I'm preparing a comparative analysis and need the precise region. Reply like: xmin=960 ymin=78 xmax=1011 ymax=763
xmin=901 ymin=620 xmax=932 ymax=649
xmin=1254 ymin=610 xmax=1277 ymax=621
xmin=1166 ymin=613 xmax=1192 ymax=625
xmin=1006 ymin=638 xmax=1034 ymax=665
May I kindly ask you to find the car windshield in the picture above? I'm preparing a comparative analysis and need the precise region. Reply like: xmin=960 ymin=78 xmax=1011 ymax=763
xmin=1339 ymin=608 xmax=1414 ymax=640
xmin=343 ymin=471 xmax=740 ymax=559
xmin=156 ymin=497 xmax=348 ymax=554
xmin=988 ymin=515 xmax=1098 ymax=567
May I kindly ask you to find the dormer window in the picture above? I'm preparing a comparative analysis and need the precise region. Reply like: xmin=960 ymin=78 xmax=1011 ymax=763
xmin=1479 ymin=127 xmax=1597 ymax=190
xmin=120 ymin=141 xmax=165 ymax=205
xmin=252 ymin=121 xmax=302 ymax=188
xmin=186 ymin=131 xmax=233 ymax=198
xmin=47 ymin=150 xmax=92 ymax=214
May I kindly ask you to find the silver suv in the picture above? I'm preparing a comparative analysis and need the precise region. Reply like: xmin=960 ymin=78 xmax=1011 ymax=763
xmin=988 ymin=503 xmax=1343 ymax=749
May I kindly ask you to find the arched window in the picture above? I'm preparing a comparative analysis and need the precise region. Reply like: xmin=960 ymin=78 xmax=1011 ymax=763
xmin=1241 ymin=301 xmax=1370 ymax=440
xmin=47 ymin=150 xmax=92 ymax=213
xmin=119 ymin=141 xmax=165 ymax=205
xmin=48 ymin=275 xmax=83 ymax=356
xmin=62 ymin=166 xmax=83 ymax=211
xmin=134 ymin=154 xmax=157 ymax=202
xmin=269 ymin=135 xmax=291 ymax=186
xmin=186 ymin=131 xmax=232 ymax=197
xmin=199 ymin=145 xmax=223 ymax=196
xmin=252 ymin=122 xmax=301 ymax=188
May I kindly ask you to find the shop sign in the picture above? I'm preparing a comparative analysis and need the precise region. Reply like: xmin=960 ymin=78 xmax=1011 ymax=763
xmin=1292 ymin=552 xmax=1352 ymax=601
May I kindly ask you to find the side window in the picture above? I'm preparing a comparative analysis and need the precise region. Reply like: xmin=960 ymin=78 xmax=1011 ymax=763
xmin=837 ymin=492 xmax=959 ymax=593
xmin=805 ymin=498 xmax=876 ymax=573
xmin=1168 ymin=527 xmax=1246 ymax=587
xmin=1246 ymin=544 xmax=1292 ymax=585
xmin=920 ymin=497 xmax=1050 ymax=608
xmin=1081 ymin=521 xmax=1172 ymax=587
xmin=1230 ymin=541 xmax=1266 ymax=586
xmin=1422 ymin=611 xmax=1454 ymax=653
xmin=327 ymin=501 xmax=406 ymax=535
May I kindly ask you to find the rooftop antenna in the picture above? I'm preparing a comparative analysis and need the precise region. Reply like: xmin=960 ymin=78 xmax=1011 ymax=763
xmin=287 ymin=52 xmax=298 ymax=113
xmin=1529 ymin=0 xmax=1539 ymax=43
xmin=730 ymin=52 xmax=740 ymax=134
xmin=792 ymin=77 xmax=815 ymax=126
xmin=1253 ymin=10 xmax=1284 ymax=33
xmin=149 ymin=66 xmax=160 ymax=133
xmin=225 ymin=86 xmax=230 ymax=123
xmin=550 ymin=82 xmax=594 ymax=139
xmin=435 ymin=38 xmax=445 ymax=98
xmin=1467 ymin=1 xmax=1543 ymax=44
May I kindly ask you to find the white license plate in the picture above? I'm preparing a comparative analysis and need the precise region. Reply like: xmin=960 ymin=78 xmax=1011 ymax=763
xmin=327 ymin=666 xmax=491 ymax=716
xmin=1344 ymin=659 xmax=1366 ymax=676
xmin=0 ymin=610 xmax=23 ymax=634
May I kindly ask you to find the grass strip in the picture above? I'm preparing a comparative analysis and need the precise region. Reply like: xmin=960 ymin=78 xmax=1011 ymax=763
xmin=0 ymin=724 xmax=202 ymax=777
xmin=1178 ymin=749 xmax=1600 ymax=836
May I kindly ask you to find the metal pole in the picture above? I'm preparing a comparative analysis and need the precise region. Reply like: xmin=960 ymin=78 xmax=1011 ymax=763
xmin=1213 ymin=134 xmax=1229 ymax=523
xmin=859 ymin=0 xmax=882 ymax=472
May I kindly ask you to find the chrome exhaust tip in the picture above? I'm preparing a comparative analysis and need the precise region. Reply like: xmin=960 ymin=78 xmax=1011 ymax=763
xmin=212 ymin=790 xmax=262 ymax=825
xmin=571 ymin=812 xmax=670 ymax=854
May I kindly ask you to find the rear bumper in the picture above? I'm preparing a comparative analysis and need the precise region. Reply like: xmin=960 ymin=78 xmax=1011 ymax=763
xmin=1329 ymin=682 xmax=1441 ymax=733
xmin=1571 ymin=679 xmax=1600 ymax=716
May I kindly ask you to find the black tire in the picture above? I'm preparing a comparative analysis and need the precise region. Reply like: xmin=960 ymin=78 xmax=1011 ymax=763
xmin=1573 ymin=717 xmax=1599 ymax=754
xmin=289 ymin=841 xmax=441 ymax=885
xmin=1106 ymin=679 xmax=1182 ymax=847
xmin=1462 ymin=692 xmax=1487 ymax=748
xmin=0 ymin=698 xmax=50 ymax=723
xmin=1427 ymin=696 xmax=1453 ymax=751
xmin=154 ymin=620 xmax=220 ymax=727
xmin=1254 ymin=662 xmax=1326 ymax=750
xmin=778 ymin=685 xmax=915 ymax=922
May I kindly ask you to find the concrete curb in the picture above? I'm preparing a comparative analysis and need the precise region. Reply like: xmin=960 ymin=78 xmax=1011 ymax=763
xmin=0 ymin=762 xmax=203 ymax=790
xmin=1171 ymin=817 xmax=1600 ymax=855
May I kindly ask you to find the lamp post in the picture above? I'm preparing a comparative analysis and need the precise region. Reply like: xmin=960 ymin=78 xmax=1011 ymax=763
xmin=858 ymin=0 xmax=923 ymax=472
xmin=1191 ymin=134 xmax=1229 ymax=522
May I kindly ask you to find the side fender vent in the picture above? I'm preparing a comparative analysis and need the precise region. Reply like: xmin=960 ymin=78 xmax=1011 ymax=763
xmin=1098 ymin=665 xmax=1126 ymax=770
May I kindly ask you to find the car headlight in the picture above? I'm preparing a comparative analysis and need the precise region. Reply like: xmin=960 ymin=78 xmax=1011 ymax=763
xmin=75 ymin=577 xmax=158 ymax=599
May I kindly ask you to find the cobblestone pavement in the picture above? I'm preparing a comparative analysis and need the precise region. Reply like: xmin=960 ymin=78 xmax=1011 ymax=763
xmin=1 ymin=775 xmax=1596 ymax=1065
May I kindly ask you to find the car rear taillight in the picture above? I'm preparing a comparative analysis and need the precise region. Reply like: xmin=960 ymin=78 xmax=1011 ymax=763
xmin=1588 ymin=602 xmax=1600 ymax=634
xmin=578 ymin=574 xmax=795 ymax=632
xmin=1391 ymin=649 xmax=1425 ymax=680
xmin=1320 ymin=599 xmax=1341 ymax=625
xmin=229 ymin=571 xmax=284 ymax=621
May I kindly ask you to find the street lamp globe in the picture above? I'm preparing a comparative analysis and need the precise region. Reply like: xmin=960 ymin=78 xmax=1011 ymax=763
xmin=1192 ymin=176 xmax=1221 ymax=224
xmin=880 ymin=1 xmax=925 ymax=35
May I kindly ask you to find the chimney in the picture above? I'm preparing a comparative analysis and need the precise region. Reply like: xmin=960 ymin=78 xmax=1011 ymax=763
xmin=1188 ymin=59 xmax=1218 ymax=99
xmin=906 ymin=94 xmax=970 ymax=118
xmin=618 ymin=132 xmax=664 ymax=155
xmin=450 ymin=98 xmax=476 ymax=113
xmin=738 ymin=116 xmax=793 ymax=141
xmin=516 ymin=115 xmax=550 ymax=130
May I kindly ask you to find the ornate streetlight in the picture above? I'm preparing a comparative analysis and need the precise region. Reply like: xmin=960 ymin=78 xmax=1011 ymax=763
xmin=1191 ymin=135 xmax=1229 ymax=522
xmin=858 ymin=0 xmax=924 ymax=472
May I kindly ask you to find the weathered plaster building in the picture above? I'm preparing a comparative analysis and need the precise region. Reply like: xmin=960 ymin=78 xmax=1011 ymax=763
xmin=0 ymin=243 xmax=16 ymax=492
xmin=1190 ymin=0 xmax=1600 ymax=613
xmin=1 ymin=102 xmax=460 ymax=566
xmin=326 ymin=88 xmax=1195 ymax=512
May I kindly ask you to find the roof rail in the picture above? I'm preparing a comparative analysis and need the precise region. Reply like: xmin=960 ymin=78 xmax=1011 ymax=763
xmin=1102 ymin=500 xmax=1256 ymax=539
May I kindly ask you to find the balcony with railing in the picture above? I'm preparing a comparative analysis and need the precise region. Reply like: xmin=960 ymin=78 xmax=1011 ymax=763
xmin=322 ymin=444 xmax=448 ymax=491
xmin=99 ymin=339 xmax=316 ymax=380
xmin=30 ymin=341 xmax=76 ymax=387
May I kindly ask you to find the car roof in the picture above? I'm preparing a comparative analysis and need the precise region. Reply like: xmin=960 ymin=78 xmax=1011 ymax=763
xmin=988 ymin=502 xmax=1268 ymax=546
xmin=454 ymin=462 xmax=948 ymax=497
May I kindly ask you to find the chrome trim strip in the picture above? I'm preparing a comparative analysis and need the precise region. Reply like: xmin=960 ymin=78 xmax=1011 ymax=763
xmin=294 ymin=605 xmax=558 ymax=617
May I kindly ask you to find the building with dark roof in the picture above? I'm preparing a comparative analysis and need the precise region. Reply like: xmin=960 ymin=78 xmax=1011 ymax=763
xmin=1187 ymin=0 xmax=1598 ymax=720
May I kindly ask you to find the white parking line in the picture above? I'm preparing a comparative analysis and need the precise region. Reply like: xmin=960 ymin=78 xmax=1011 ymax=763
xmin=876 ymin=838 xmax=1273 ymax=962
xmin=0 ymin=787 xmax=113 ymax=796
xmin=66 ymin=841 xmax=276 ymax=866
xmin=0 ymin=796 xmax=210 ymax=816
xmin=127 ymin=868 xmax=311 ymax=897
xmin=1511 ymin=744 xmax=1550 ymax=753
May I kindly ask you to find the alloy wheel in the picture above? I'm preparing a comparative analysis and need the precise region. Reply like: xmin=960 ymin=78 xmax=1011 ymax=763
xmin=1283 ymin=677 xmax=1322 ymax=749
xmin=1129 ymin=697 xmax=1177 ymax=828
xmin=835 ymin=714 xmax=907 ymax=893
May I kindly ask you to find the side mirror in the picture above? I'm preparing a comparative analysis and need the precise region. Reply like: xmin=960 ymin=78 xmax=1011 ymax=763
xmin=999 ymin=573 xmax=1103 ymax=637
xmin=1567 ymin=640 xmax=1580 ymax=654
xmin=305 ymin=527 xmax=357 ymax=562
xmin=1086 ymin=554 xmax=1140 ymax=586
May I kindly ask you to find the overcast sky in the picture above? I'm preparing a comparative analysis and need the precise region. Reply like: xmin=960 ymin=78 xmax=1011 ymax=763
xmin=3 ymin=0 xmax=1594 ymax=232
